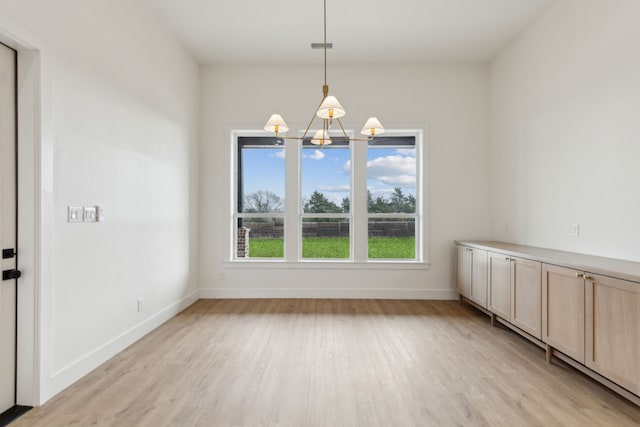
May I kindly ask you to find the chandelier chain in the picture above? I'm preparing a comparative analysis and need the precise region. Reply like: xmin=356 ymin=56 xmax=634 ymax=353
xmin=324 ymin=0 xmax=327 ymax=88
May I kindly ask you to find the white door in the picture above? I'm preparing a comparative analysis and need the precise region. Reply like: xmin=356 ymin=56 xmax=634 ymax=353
xmin=0 ymin=42 xmax=18 ymax=414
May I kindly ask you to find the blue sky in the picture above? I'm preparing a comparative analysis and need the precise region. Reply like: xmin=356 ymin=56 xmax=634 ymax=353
xmin=242 ymin=146 xmax=416 ymax=209
xmin=242 ymin=148 xmax=286 ymax=203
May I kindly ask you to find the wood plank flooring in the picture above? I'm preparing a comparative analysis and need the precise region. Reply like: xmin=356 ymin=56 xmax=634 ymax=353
xmin=13 ymin=299 xmax=640 ymax=426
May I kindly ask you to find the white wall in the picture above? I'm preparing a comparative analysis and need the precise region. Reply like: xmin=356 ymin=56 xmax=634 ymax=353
xmin=490 ymin=0 xmax=640 ymax=261
xmin=200 ymin=64 xmax=491 ymax=298
xmin=0 ymin=0 xmax=200 ymax=403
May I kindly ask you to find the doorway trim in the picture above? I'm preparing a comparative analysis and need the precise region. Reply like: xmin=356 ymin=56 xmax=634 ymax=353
xmin=0 ymin=15 xmax=53 ymax=406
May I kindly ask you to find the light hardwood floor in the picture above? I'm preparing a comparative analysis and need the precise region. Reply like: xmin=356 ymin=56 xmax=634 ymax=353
xmin=13 ymin=299 xmax=640 ymax=426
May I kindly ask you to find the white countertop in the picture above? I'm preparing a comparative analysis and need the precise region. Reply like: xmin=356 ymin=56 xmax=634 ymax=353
xmin=455 ymin=240 xmax=640 ymax=284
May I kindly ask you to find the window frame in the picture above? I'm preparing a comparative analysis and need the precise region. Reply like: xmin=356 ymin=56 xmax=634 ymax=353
xmin=229 ymin=128 xmax=428 ymax=268
xmin=232 ymin=131 xmax=286 ymax=260
xmin=366 ymin=134 xmax=420 ymax=261
xmin=300 ymin=137 xmax=353 ymax=261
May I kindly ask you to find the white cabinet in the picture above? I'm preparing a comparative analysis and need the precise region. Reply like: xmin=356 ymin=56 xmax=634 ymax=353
xmin=542 ymin=265 xmax=640 ymax=394
xmin=511 ymin=257 xmax=542 ymax=339
xmin=470 ymin=249 xmax=488 ymax=307
xmin=488 ymin=252 xmax=510 ymax=320
xmin=457 ymin=241 xmax=640 ymax=403
xmin=488 ymin=252 xmax=541 ymax=339
xmin=456 ymin=245 xmax=472 ymax=298
xmin=457 ymin=245 xmax=488 ymax=308
xmin=585 ymin=274 xmax=639 ymax=395
xmin=542 ymin=264 xmax=585 ymax=363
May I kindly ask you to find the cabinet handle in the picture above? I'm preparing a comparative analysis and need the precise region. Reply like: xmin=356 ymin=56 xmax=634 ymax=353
xmin=575 ymin=272 xmax=585 ymax=279
xmin=505 ymin=257 xmax=510 ymax=261
xmin=584 ymin=274 xmax=593 ymax=281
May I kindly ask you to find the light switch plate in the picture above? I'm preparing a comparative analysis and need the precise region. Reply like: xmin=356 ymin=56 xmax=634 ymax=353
xmin=68 ymin=206 xmax=83 ymax=223
xmin=84 ymin=206 xmax=97 ymax=222
xmin=96 ymin=206 xmax=105 ymax=222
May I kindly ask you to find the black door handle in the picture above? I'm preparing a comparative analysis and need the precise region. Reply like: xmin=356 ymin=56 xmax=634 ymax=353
xmin=2 ymin=269 xmax=22 ymax=280
xmin=2 ymin=248 xmax=16 ymax=259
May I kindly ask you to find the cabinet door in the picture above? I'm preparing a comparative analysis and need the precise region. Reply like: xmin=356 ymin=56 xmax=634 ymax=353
xmin=469 ymin=249 xmax=488 ymax=308
xmin=456 ymin=246 xmax=472 ymax=298
xmin=511 ymin=257 xmax=542 ymax=339
xmin=585 ymin=274 xmax=639 ymax=394
xmin=542 ymin=264 xmax=585 ymax=363
xmin=488 ymin=252 xmax=511 ymax=321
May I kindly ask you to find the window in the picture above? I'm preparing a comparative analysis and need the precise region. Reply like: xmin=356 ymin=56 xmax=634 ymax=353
xmin=301 ymin=139 xmax=351 ymax=259
xmin=367 ymin=137 xmax=417 ymax=260
xmin=235 ymin=137 xmax=285 ymax=259
xmin=232 ymin=130 xmax=424 ymax=264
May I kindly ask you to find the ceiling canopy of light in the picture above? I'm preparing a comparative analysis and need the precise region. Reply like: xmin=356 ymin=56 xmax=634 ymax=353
xmin=263 ymin=0 xmax=385 ymax=147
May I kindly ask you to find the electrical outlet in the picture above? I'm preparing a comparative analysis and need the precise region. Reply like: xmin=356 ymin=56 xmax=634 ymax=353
xmin=571 ymin=223 xmax=580 ymax=237
xmin=137 ymin=298 xmax=144 ymax=312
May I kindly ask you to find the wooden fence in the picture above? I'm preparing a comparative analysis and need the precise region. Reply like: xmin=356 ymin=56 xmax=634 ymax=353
xmin=243 ymin=221 xmax=415 ymax=238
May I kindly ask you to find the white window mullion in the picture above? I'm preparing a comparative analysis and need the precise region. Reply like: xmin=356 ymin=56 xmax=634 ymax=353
xmin=353 ymin=139 xmax=368 ymax=262
xmin=284 ymin=138 xmax=299 ymax=261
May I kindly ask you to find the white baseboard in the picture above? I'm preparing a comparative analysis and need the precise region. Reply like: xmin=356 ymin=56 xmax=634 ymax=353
xmin=199 ymin=287 xmax=457 ymax=300
xmin=48 ymin=290 xmax=199 ymax=401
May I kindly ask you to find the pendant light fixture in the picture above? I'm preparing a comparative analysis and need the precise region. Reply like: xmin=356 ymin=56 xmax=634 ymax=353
xmin=263 ymin=0 xmax=385 ymax=147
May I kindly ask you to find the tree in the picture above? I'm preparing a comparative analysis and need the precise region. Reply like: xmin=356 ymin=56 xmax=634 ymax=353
xmin=368 ymin=189 xmax=391 ymax=213
xmin=406 ymin=194 xmax=416 ymax=213
xmin=341 ymin=197 xmax=350 ymax=213
xmin=389 ymin=187 xmax=406 ymax=212
xmin=243 ymin=190 xmax=283 ymax=213
xmin=304 ymin=191 xmax=342 ymax=213
xmin=389 ymin=187 xmax=415 ymax=213
xmin=368 ymin=187 xmax=416 ymax=213
xmin=371 ymin=195 xmax=392 ymax=213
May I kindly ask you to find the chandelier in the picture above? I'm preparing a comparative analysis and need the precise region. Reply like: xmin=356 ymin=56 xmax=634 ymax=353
xmin=263 ymin=0 xmax=385 ymax=147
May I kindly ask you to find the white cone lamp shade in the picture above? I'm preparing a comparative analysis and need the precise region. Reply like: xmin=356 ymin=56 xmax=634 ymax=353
xmin=264 ymin=114 xmax=290 ymax=134
xmin=311 ymin=129 xmax=332 ymax=146
xmin=360 ymin=117 xmax=385 ymax=136
xmin=316 ymin=96 xmax=346 ymax=119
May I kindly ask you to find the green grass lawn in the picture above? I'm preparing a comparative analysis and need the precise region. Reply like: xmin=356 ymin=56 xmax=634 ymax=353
xmin=248 ymin=237 xmax=415 ymax=259
xmin=249 ymin=238 xmax=284 ymax=258
xmin=302 ymin=237 xmax=350 ymax=259
xmin=368 ymin=237 xmax=415 ymax=259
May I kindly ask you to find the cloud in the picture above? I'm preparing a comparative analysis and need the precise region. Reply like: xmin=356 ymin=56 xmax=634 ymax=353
xmin=303 ymin=150 xmax=325 ymax=160
xmin=318 ymin=185 xmax=350 ymax=192
xmin=396 ymin=148 xmax=416 ymax=157
xmin=272 ymin=149 xmax=285 ymax=159
xmin=367 ymin=155 xmax=416 ymax=187
xmin=342 ymin=160 xmax=351 ymax=173
xmin=328 ymin=194 xmax=345 ymax=205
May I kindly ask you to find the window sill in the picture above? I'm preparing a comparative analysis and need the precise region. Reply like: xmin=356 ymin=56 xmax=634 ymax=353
xmin=223 ymin=260 xmax=431 ymax=270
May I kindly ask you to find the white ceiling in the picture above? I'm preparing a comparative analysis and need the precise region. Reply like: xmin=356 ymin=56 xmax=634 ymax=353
xmin=143 ymin=0 xmax=556 ymax=64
